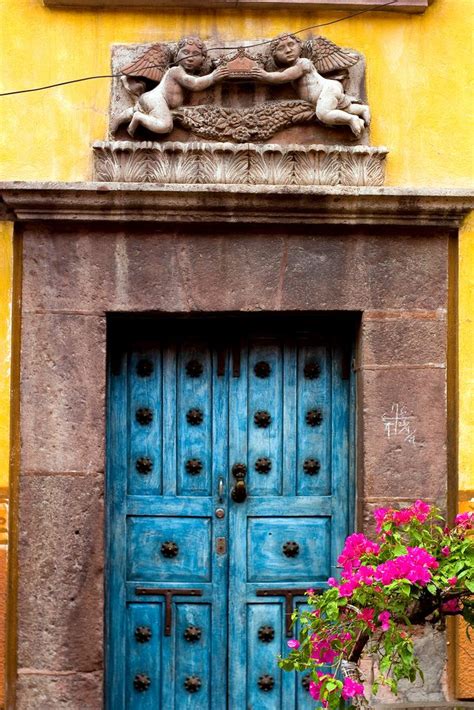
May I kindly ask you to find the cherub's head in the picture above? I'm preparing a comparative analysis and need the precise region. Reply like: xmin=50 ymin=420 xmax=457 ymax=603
xmin=175 ymin=36 xmax=207 ymax=72
xmin=270 ymin=33 xmax=302 ymax=67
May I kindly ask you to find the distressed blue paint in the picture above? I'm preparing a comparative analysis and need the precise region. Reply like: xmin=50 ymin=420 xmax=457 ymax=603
xmin=129 ymin=350 xmax=162 ymax=496
xmin=247 ymin=517 xmax=331 ymax=583
xmin=247 ymin=602 xmax=283 ymax=708
xmin=106 ymin=325 xmax=353 ymax=710
xmin=126 ymin=603 xmax=162 ymax=709
xmin=127 ymin=516 xmax=212 ymax=582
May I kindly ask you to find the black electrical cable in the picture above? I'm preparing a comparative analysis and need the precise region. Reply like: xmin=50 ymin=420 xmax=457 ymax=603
xmin=0 ymin=0 xmax=397 ymax=98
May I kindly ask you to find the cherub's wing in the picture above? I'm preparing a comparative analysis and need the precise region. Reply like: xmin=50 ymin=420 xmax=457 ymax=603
xmin=303 ymin=36 xmax=358 ymax=74
xmin=120 ymin=43 xmax=172 ymax=83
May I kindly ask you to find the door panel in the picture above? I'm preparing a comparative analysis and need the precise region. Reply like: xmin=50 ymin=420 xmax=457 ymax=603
xmin=108 ymin=339 xmax=229 ymax=709
xmin=228 ymin=336 xmax=350 ymax=709
xmin=107 ymin=321 xmax=353 ymax=710
xmin=127 ymin=517 xmax=212 ymax=582
xmin=246 ymin=517 xmax=331 ymax=582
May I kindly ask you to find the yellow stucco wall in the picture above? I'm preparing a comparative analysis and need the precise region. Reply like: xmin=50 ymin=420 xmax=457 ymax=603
xmin=0 ymin=223 xmax=13 ymax=710
xmin=0 ymin=0 xmax=473 ymax=702
xmin=0 ymin=0 xmax=473 ymax=186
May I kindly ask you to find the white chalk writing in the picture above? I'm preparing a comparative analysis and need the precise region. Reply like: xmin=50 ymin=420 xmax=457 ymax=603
xmin=382 ymin=403 xmax=417 ymax=445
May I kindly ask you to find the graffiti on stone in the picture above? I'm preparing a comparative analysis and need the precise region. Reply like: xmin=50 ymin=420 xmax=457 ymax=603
xmin=382 ymin=403 xmax=417 ymax=446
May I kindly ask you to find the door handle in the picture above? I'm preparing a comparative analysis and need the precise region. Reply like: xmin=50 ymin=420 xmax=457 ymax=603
xmin=217 ymin=476 xmax=225 ymax=503
xmin=231 ymin=463 xmax=247 ymax=503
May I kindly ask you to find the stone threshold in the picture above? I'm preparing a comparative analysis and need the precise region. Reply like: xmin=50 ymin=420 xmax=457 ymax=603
xmin=0 ymin=183 xmax=472 ymax=227
xmin=93 ymin=141 xmax=388 ymax=188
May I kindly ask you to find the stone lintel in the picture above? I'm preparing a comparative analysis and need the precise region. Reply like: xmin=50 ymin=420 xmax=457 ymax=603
xmin=42 ymin=0 xmax=433 ymax=13
xmin=0 ymin=182 xmax=472 ymax=227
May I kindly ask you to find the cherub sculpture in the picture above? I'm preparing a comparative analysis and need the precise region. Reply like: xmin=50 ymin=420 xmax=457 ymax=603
xmin=251 ymin=33 xmax=370 ymax=138
xmin=111 ymin=37 xmax=229 ymax=137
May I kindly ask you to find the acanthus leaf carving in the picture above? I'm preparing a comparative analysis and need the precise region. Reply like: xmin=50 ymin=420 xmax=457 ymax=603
xmin=93 ymin=141 xmax=388 ymax=187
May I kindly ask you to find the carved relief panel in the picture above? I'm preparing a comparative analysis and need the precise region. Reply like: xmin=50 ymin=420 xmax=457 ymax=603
xmin=109 ymin=34 xmax=369 ymax=146
xmin=96 ymin=33 xmax=388 ymax=186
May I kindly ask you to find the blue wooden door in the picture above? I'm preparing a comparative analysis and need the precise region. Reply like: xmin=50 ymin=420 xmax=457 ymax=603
xmin=106 ymin=321 xmax=353 ymax=709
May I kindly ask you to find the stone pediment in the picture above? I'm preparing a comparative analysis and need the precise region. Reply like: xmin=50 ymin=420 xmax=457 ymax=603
xmin=101 ymin=34 xmax=388 ymax=186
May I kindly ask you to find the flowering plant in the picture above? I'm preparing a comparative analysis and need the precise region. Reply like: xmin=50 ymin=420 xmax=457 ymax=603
xmin=279 ymin=502 xmax=474 ymax=709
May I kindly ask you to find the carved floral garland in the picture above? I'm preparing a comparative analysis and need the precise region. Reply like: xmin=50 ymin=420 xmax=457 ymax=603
xmin=173 ymin=100 xmax=316 ymax=142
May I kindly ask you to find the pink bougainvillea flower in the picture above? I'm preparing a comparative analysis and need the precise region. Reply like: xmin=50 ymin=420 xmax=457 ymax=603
xmin=378 ymin=610 xmax=391 ymax=631
xmin=374 ymin=500 xmax=432 ymax=532
xmin=309 ymin=680 xmax=321 ymax=700
xmin=448 ymin=577 xmax=458 ymax=586
xmin=441 ymin=546 xmax=451 ymax=556
xmin=287 ymin=639 xmax=300 ymax=649
xmin=327 ymin=577 xmax=338 ymax=587
xmin=411 ymin=499 xmax=432 ymax=522
xmin=374 ymin=507 xmax=390 ymax=532
xmin=341 ymin=677 xmax=365 ymax=700
xmin=441 ymin=597 xmax=461 ymax=613
xmin=357 ymin=608 xmax=376 ymax=630
xmin=306 ymin=588 xmax=315 ymax=595
xmin=455 ymin=512 xmax=474 ymax=528
xmin=311 ymin=639 xmax=337 ymax=664
xmin=337 ymin=533 xmax=380 ymax=574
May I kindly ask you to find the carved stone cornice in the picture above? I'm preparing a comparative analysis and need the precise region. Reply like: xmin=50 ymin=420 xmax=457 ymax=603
xmin=43 ymin=0 xmax=434 ymax=13
xmin=0 ymin=183 xmax=472 ymax=227
xmin=93 ymin=141 xmax=388 ymax=187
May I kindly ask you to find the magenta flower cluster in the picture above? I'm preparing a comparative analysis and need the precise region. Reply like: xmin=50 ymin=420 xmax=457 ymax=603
xmin=374 ymin=499 xmax=431 ymax=532
xmin=308 ymin=674 xmax=364 ymax=703
xmin=280 ymin=502 xmax=474 ymax=710
xmin=328 ymin=547 xmax=438 ymax=597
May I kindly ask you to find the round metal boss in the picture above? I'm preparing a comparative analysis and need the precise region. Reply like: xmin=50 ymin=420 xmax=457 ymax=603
xmin=185 ymin=359 xmax=203 ymax=377
xmin=304 ymin=361 xmax=321 ymax=379
xmin=258 ymin=675 xmax=275 ymax=692
xmin=282 ymin=541 xmax=300 ymax=558
xmin=305 ymin=408 xmax=323 ymax=427
xmin=254 ymin=361 xmax=271 ymax=378
xmin=258 ymin=625 xmax=275 ymax=642
xmin=254 ymin=410 xmax=271 ymax=428
xmin=185 ymin=458 xmax=203 ymax=475
xmin=186 ymin=408 xmax=204 ymax=426
xmin=136 ymin=457 xmax=153 ymax=474
xmin=136 ymin=359 xmax=154 ymax=377
xmin=161 ymin=541 xmax=179 ymax=558
xmin=303 ymin=458 xmax=321 ymax=475
xmin=133 ymin=673 xmax=151 ymax=692
xmin=184 ymin=625 xmax=202 ymax=642
xmin=255 ymin=457 xmax=272 ymax=474
xmin=184 ymin=676 xmax=202 ymax=693
xmin=135 ymin=407 xmax=153 ymax=425
xmin=135 ymin=626 xmax=152 ymax=643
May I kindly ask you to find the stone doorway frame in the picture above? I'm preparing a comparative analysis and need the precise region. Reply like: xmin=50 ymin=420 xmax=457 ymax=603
xmin=0 ymin=182 xmax=472 ymax=708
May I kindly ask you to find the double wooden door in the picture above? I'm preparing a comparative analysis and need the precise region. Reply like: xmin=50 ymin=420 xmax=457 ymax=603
xmin=106 ymin=319 xmax=353 ymax=709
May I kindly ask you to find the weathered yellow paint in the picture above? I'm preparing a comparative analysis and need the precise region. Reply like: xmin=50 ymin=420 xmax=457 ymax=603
xmin=0 ymin=225 xmax=12 ymax=493
xmin=0 ymin=0 xmax=473 ymax=187
xmin=456 ymin=211 xmax=474 ymax=698
xmin=0 ymin=223 xmax=12 ymax=710
xmin=459 ymin=214 xmax=474 ymax=494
